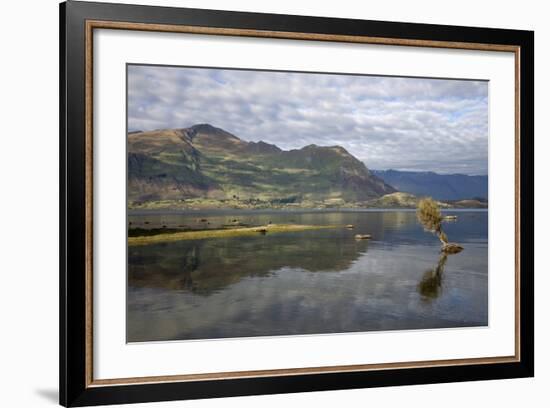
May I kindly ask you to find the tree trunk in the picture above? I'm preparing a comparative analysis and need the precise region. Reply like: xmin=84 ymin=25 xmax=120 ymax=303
xmin=435 ymin=226 xmax=448 ymax=245
xmin=435 ymin=225 xmax=462 ymax=253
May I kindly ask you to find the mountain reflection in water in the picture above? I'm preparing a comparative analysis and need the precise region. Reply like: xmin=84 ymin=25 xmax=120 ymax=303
xmin=127 ymin=210 xmax=488 ymax=342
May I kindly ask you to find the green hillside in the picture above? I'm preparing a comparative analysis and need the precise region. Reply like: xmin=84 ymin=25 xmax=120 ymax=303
xmin=128 ymin=124 xmax=395 ymax=209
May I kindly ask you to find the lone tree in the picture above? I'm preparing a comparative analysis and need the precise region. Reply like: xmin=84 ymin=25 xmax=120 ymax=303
xmin=416 ymin=198 xmax=463 ymax=254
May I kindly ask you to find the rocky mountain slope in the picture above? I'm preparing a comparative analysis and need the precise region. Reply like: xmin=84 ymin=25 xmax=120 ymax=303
xmin=128 ymin=124 xmax=395 ymax=208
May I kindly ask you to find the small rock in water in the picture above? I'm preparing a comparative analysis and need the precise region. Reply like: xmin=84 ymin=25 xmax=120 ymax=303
xmin=354 ymin=234 xmax=371 ymax=240
xmin=442 ymin=243 xmax=463 ymax=254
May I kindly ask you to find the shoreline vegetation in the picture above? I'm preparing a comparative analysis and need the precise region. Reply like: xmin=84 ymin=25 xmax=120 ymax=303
xmin=128 ymin=224 xmax=340 ymax=246
xmin=127 ymin=196 xmax=482 ymax=246
xmin=128 ymin=192 xmax=488 ymax=211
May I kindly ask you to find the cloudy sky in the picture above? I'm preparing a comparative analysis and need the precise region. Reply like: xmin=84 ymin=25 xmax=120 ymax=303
xmin=128 ymin=64 xmax=488 ymax=175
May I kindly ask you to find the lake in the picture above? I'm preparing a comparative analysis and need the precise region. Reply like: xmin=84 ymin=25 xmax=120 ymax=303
xmin=127 ymin=209 xmax=488 ymax=342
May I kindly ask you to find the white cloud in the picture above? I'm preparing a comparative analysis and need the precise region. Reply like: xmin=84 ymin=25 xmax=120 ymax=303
xmin=128 ymin=65 xmax=488 ymax=175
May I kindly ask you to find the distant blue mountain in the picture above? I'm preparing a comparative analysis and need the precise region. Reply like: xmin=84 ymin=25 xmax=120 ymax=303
xmin=371 ymin=169 xmax=488 ymax=201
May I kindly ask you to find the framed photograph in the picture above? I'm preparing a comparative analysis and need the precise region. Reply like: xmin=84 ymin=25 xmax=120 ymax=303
xmin=60 ymin=1 xmax=534 ymax=406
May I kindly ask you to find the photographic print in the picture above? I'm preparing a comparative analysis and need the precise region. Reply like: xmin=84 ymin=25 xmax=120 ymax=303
xmin=126 ymin=64 xmax=489 ymax=342
xmin=60 ymin=5 xmax=533 ymax=404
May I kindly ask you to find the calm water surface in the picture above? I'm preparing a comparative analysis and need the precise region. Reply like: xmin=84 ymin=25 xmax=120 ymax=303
xmin=127 ymin=210 xmax=488 ymax=342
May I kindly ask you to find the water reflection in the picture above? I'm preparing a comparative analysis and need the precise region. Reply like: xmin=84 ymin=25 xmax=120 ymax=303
xmin=128 ymin=232 xmax=370 ymax=294
xmin=418 ymin=253 xmax=448 ymax=300
xmin=127 ymin=210 xmax=488 ymax=341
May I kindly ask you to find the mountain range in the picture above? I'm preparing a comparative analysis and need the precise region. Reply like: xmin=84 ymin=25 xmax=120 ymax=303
xmin=128 ymin=124 xmax=395 ymax=208
xmin=371 ymin=169 xmax=488 ymax=201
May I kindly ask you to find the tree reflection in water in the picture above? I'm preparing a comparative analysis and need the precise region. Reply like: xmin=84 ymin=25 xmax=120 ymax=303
xmin=418 ymin=253 xmax=448 ymax=300
xmin=127 ymin=211 xmax=489 ymax=342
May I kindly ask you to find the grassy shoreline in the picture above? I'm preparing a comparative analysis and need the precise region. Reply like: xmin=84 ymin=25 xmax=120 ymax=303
xmin=128 ymin=224 xmax=340 ymax=246
xmin=128 ymin=195 xmax=488 ymax=211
